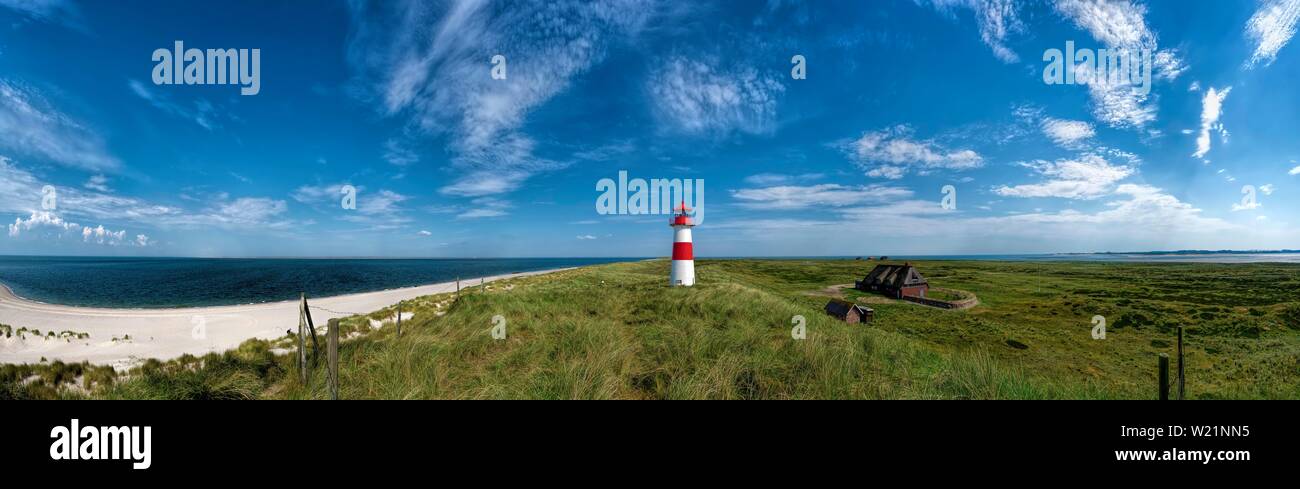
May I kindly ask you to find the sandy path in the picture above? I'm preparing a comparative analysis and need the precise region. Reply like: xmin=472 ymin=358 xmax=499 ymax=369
xmin=0 ymin=268 xmax=567 ymax=368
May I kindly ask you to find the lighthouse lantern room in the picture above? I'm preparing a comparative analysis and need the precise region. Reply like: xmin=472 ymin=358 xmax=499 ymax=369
xmin=669 ymin=201 xmax=696 ymax=287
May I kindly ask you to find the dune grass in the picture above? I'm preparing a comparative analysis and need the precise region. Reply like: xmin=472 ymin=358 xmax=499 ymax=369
xmin=101 ymin=260 xmax=1110 ymax=399
xmin=11 ymin=258 xmax=1298 ymax=400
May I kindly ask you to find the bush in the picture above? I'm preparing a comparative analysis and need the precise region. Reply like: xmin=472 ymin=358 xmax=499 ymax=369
xmin=1280 ymin=304 xmax=1300 ymax=331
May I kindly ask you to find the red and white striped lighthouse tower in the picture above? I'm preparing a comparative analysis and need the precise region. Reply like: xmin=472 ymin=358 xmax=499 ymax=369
xmin=669 ymin=201 xmax=696 ymax=287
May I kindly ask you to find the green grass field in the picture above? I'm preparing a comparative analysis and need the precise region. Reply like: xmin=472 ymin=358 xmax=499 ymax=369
xmin=5 ymin=259 xmax=1299 ymax=399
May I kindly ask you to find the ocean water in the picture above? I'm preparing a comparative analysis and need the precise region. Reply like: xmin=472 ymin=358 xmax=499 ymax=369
xmin=0 ymin=256 xmax=640 ymax=308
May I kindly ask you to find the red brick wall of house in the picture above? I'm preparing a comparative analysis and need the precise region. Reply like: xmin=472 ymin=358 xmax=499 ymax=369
xmin=901 ymin=285 xmax=928 ymax=298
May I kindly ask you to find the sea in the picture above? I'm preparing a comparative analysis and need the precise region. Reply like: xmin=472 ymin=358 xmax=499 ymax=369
xmin=0 ymin=256 xmax=640 ymax=308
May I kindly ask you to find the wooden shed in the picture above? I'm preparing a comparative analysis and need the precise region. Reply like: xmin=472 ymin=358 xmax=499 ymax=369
xmin=824 ymin=299 xmax=874 ymax=324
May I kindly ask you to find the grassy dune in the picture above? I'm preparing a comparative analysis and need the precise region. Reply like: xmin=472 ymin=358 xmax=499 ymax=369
xmin=10 ymin=259 xmax=1299 ymax=399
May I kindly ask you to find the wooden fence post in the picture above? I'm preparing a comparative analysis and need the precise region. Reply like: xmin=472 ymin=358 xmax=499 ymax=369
xmin=1176 ymin=326 xmax=1185 ymax=400
xmin=327 ymin=318 xmax=339 ymax=400
xmin=456 ymin=277 xmax=460 ymax=296
xmin=396 ymin=303 xmax=402 ymax=338
xmin=298 ymin=294 xmax=307 ymax=384
xmin=304 ymin=296 xmax=320 ymax=363
xmin=1158 ymin=353 xmax=1169 ymax=401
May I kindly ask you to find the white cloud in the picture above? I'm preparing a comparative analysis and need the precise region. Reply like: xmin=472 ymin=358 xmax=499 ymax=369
xmin=2 ymin=154 xmax=297 ymax=237
xmin=458 ymin=208 xmax=507 ymax=219
xmin=6 ymin=210 xmax=146 ymax=247
xmin=1260 ymin=184 xmax=1276 ymax=195
xmin=128 ymin=79 xmax=220 ymax=130
xmin=0 ymin=79 xmax=119 ymax=171
xmin=1003 ymin=184 xmax=1232 ymax=231
xmin=573 ymin=140 xmax=636 ymax=161
xmin=1192 ymin=87 xmax=1231 ymax=159
xmin=213 ymin=198 xmax=288 ymax=226
xmin=742 ymin=173 xmax=824 ymax=186
xmin=294 ymin=183 xmax=412 ymax=227
xmin=292 ymin=183 xmax=353 ymax=204
xmin=576 ymin=235 xmax=597 ymax=240
xmin=646 ymin=56 xmax=784 ymax=136
xmin=731 ymin=184 xmax=912 ymax=210
xmin=455 ymin=196 xmax=511 ymax=219
xmin=439 ymin=134 xmax=566 ymax=197
xmin=850 ymin=125 xmax=983 ymax=179
xmin=417 ymin=230 xmax=432 ymax=236
xmin=382 ymin=138 xmax=419 ymax=166
xmin=1041 ymin=118 xmax=1095 ymax=149
xmin=80 ymin=224 xmax=125 ymax=244
xmin=7 ymin=210 xmax=78 ymax=237
xmin=356 ymin=189 xmax=410 ymax=216
xmin=714 ymin=183 xmax=1246 ymax=255
xmin=83 ymin=174 xmax=110 ymax=192
xmin=1245 ymin=0 xmax=1300 ymax=68
xmin=923 ymin=0 xmax=1026 ymax=63
xmin=994 ymin=153 xmax=1135 ymax=199
xmin=1052 ymin=0 xmax=1185 ymax=128
xmin=347 ymin=0 xmax=654 ymax=196
xmin=0 ymin=0 xmax=80 ymax=26
xmin=0 ymin=155 xmax=188 ymax=229
xmin=1289 ymin=165 xmax=1300 ymax=175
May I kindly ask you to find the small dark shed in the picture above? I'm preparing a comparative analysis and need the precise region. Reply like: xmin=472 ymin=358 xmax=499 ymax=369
xmin=824 ymin=299 xmax=874 ymax=324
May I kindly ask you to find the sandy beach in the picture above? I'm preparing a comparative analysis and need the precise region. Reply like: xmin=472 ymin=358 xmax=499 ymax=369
xmin=0 ymin=268 xmax=566 ymax=368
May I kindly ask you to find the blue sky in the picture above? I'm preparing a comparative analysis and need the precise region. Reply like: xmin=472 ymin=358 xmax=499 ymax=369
xmin=1 ymin=0 xmax=1298 ymax=258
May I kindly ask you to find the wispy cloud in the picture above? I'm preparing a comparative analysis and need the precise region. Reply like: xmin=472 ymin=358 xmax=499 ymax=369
xmin=731 ymin=184 xmax=912 ymax=210
xmin=0 ymin=0 xmax=81 ymax=28
xmin=573 ymin=140 xmax=636 ymax=161
xmin=0 ymin=79 xmax=120 ymax=171
xmin=83 ymin=174 xmax=110 ymax=192
xmin=717 ymin=183 xmax=1239 ymax=254
xmin=382 ymin=138 xmax=419 ymax=166
xmin=128 ymin=79 xmax=221 ymax=130
xmin=922 ymin=0 xmax=1025 ymax=63
xmin=1245 ymin=0 xmax=1300 ymax=68
xmin=1192 ymin=87 xmax=1231 ymax=159
xmin=7 ymin=210 xmax=147 ymax=247
xmin=1051 ymin=0 xmax=1185 ymax=128
xmin=293 ymin=183 xmax=412 ymax=227
xmin=347 ymin=0 xmax=655 ymax=197
xmin=646 ymin=55 xmax=784 ymax=136
xmin=456 ymin=197 xmax=511 ymax=219
xmin=848 ymin=125 xmax=983 ymax=179
xmin=1041 ymin=118 xmax=1096 ymax=149
xmin=742 ymin=173 xmax=824 ymax=186
xmin=994 ymin=153 xmax=1135 ymax=199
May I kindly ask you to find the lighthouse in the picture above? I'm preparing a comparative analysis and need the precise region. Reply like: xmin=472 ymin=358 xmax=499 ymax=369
xmin=669 ymin=201 xmax=696 ymax=286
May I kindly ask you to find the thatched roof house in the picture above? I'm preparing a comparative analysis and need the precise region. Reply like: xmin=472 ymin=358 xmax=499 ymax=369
xmin=855 ymin=263 xmax=930 ymax=299
xmin=824 ymin=299 xmax=873 ymax=324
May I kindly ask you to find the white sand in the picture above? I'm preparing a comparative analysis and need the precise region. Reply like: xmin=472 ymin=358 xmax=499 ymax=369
xmin=0 ymin=268 xmax=566 ymax=368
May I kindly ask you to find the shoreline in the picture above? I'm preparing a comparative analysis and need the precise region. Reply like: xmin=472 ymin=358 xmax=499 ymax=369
xmin=0 ymin=267 xmax=572 ymax=368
